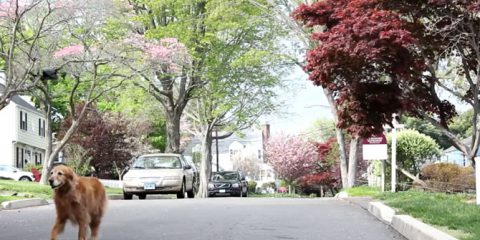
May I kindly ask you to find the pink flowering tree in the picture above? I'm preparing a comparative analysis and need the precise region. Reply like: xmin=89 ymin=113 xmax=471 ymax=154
xmin=0 ymin=0 xmax=84 ymax=110
xmin=120 ymin=32 xmax=193 ymax=154
xmin=37 ymin=0 xmax=131 ymax=185
xmin=265 ymin=133 xmax=319 ymax=193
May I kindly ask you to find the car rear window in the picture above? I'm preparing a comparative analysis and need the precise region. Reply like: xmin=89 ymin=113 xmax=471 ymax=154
xmin=211 ymin=172 xmax=238 ymax=181
xmin=133 ymin=156 xmax=182 ymax=169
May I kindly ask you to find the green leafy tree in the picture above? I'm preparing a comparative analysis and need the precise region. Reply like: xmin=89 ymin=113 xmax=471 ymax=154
xmin=387 ymin=129 xmax=441 ymax=178
xmin=403 ymin=109 xmax=474 ymax=150
xmin=302 ymin=118 xmax=336 ymax=142
xmin=178 ymin=0 xmax=289 ymax=197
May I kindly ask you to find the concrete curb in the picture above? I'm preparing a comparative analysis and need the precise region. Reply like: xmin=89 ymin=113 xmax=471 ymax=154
xmin=1 ymin=198 xmax=48 ymax=210
xmin=368 ymin=201 xmax=395 ymax=224
xmin=108 ymin=194 xmax=123 ymax=200
xmin=391 ymin=215 xmax=457 ymax=240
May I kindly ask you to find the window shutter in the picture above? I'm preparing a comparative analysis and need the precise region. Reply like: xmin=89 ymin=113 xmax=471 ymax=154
xmin=20 ymin=111 xmax=23 ymax=129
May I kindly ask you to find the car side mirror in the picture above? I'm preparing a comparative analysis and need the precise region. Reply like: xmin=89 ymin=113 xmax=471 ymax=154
xmin=184 ymin=165 xmax=192 ymax=170
xmin=241 ymin=176 xmax=246 ymax=181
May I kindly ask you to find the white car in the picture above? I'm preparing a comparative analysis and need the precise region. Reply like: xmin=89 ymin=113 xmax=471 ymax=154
xmin=123 ymin=153 xmax=196 ymax=200
xmin=0 ymin=164 xmax=35 ymax=181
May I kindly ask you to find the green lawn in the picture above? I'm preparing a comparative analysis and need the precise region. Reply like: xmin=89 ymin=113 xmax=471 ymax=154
xmin=377 ymin=190 xmax=478 ymax=240
xmin=0 ymin=179 xmax=52 ymax=200
xmin=344 ymin=186 xmax=381 ymax=197
xmin=0 ymin=195 xmax=23 ymax=203
xmin=0 ymin=179 xmax=123 ymax=203
xmin=344 ymin=186 xmax=478 ymax=240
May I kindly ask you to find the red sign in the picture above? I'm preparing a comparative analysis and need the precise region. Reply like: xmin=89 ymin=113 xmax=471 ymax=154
xmin=363 ymin=133 xmax=387 ymax=145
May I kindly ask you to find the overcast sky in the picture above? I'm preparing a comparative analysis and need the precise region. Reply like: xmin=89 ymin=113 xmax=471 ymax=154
xmin=262 ymin=67 xmax=333 ymax=135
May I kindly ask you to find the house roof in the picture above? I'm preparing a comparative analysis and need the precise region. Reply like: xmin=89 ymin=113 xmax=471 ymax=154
xmin=444 ymin=137 xmax=472 ymax=153
xmin=0 ymin=78 xmax=38 ymax=112
xmin=11 ymin=95 xmax=38 ymax=112
xmin=183 ymin=130 xmax=263 ymax=155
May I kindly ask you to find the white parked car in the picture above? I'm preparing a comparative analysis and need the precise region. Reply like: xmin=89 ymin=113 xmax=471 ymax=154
xmin=122 ymin=153 xmax=196 ymax=200
xmin=0 ymin=164 xmax=34 ymax=181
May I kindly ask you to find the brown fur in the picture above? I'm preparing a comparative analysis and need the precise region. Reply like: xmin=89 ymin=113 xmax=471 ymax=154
xmin=49 ymin=165 xmax=107 ymax=240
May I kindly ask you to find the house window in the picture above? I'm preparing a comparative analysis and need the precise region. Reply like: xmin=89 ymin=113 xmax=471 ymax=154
xmin=38 ymin=118 xmax=45 ymax=137
xmin=20 ymin=111 xmax=27 ymax=131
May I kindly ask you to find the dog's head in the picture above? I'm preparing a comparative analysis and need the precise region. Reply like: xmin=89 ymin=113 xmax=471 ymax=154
xmin=48 ymin=165 xmax=76 ymax=189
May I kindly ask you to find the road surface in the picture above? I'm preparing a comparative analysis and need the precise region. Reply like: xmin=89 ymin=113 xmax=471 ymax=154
xmin=0 ymin=197 xmax=405 ymax=240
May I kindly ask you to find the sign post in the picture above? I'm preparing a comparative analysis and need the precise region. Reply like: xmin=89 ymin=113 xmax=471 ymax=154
xmin=363 ymin=134 xmax=388 ymax=192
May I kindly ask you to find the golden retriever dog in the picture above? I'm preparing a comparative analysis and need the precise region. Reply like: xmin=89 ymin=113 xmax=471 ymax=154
xmin=49 ymin=165 xmax=107 ymax=240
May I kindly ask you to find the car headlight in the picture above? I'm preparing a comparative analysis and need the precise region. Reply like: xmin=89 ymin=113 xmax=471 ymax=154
xmin=232 ymin=183 xmax=240 ymax=188
xmin=208 ymin=183 xmax=214 ymax=190
xmin=163 ymin=176 xmax=181 ymax=180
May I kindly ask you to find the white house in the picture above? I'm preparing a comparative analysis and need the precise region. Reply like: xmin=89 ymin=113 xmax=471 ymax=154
xmin=185 ymin=124 xmax=276 ymax=184
xmin=0 ymin=82 xmax=47 ymax=169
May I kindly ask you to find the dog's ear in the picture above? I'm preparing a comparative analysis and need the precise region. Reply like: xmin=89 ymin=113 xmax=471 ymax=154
xmin=65 ymin=168 xmax=77 ymax=181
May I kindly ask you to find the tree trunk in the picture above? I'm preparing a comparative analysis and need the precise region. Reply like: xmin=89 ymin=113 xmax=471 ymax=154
xmin=324 ymin=88 xmax=349 ymax=188
xmin=40 ymin=103 xmax=90 ymax=184
xmin=40 ymin=102 xmax=53 ymax=185
xmin=385 ymin=159 xmax=427 ymax=188
xmin=164 ymin=109 xmax=182 ymax=153
xmin=347 ymin=136 xmax=359 ymax=187
xmin=197 ymin=127 xmax=213 ymax=198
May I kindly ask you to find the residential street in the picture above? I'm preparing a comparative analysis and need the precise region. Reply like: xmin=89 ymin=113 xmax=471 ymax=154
xmin=0 ymin=197 xmax=405 ymax=240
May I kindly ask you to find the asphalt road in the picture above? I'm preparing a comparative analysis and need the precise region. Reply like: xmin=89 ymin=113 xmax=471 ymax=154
xmin=0 ymin=197 xmax=406 ymax=240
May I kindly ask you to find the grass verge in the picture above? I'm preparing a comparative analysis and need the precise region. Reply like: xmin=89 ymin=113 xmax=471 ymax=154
xmin=0 ymin=179 xmax=123 ymax=203
xmin=377 ymin=190 xmax=478 ymax=240
xmin=344 ymin=186 xmax=380 ymax=197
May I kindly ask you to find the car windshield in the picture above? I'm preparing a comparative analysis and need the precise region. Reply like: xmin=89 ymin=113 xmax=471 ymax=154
xmin=132 ymin=156 xmax=182 ymax=169
xmin=211 ymin=172 xmax=238 ymax=181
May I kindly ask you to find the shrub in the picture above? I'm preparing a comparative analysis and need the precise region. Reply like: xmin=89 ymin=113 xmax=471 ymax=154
xmin=247 ymin=180 xmax=257 ymax=193
xmin=421 ymin=163 xmax=475 ymax=193
xmin=24 ymin=163 xmax=43 ymax=172
xmin=261 ymin=182 xmax=276 ymax=189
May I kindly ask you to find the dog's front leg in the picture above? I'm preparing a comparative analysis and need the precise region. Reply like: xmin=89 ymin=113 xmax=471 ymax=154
xmin=50 ymin=217 xmax=66 ymax=240
xmin=78 ymin=222 xmax=88 ymax=240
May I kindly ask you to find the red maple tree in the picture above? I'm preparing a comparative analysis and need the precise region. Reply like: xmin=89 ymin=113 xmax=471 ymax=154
xmin=293 ymin=0 xmax=480 ymax=165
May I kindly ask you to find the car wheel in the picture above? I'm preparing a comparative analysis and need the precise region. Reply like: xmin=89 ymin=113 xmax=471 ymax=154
xmin=138 ymin=193 xmax=147 ymax=200
xmin=19 ymin=176 xmax=31 ymax=181
xmin=187 ymin=189 xmax=195 ymax=198
xmin=123 ymin=192 xmax=133 ymax=200
xmin=177 ymin=181 xmax=186 ymax=199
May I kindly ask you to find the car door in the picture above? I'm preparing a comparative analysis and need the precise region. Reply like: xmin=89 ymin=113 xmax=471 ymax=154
xmin=180 ymin=157 xmax=194 ymax=190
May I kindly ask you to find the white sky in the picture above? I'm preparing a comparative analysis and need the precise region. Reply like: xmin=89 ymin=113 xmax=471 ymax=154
xmin=262 ymin=66 xmax=333 ymax=135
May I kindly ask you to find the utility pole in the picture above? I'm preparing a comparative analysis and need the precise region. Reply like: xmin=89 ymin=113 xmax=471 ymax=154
xmin=215 ymin=129 xmax=219 ymax=172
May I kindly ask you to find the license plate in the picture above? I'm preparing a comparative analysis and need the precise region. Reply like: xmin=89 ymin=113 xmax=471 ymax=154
xmin=219 ymin=189 xmax=226 ymax=193
xmin=144 ymin=183 xmax=155 ymax=190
